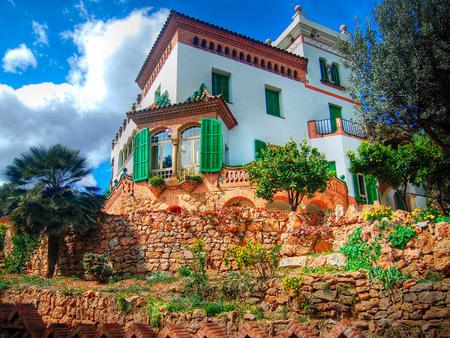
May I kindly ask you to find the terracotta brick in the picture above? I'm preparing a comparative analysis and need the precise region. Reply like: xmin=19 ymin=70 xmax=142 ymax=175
xmin=194 ymin=322 xmax=228 ymax=338
xmin=157 ymin=324 xmax=191 ymax=338
xmin=126 ymin=323 xmax=157 ymax=338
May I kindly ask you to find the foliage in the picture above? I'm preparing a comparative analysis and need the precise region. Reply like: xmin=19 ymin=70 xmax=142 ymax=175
xmin=339 ymin=227 xmax=381 ymax=271
xmin=59 ymin=286 xmax=83 ymax=297
xmin=148 ymin=176 xmax=165 ymax=187
xmin=340 ymin=0 xmax=450 ymax=154
xmin=18 ymin=275 xmax=54 ymax=288
xmin=146 ymin=272 xmax=175 ymax=286
xmin=116 ymin=293 xmax=133 ymax=314
xmin=363 ymin=205 xmax=393 ymax=222
xmin=178 ymin=267 xmax=191 ymax=277
xmin=246 ymin=140 xmax=330 ymax=211
xmin=82 ymin=253 xmax=114 ymax=283
xmin=281 ymin=275 xmax=304 ymax=297
xmin=4 ymin=233 xmax=38 ymax=273
xmin=369 ymin=267 xmax=406 ymax=292
xmin=225 ymin=241 xmax=281 ymax=278
xmin=186 ymin=175 xmax=203 ymax=183
xmin=181 ymin=240 xmax=208 ymax=296
xmin=416 ymin=271 xmax=443 ymax=284
xmin=0 ymin=145 xmax=104 ymax=277
xmin=436 ymin=215 xmax=450 ymax=223
xmin=166 ymin=295 xmax=236 ymax=317
xmin=348 ymin=141 xmax=423 ymax=210
xmin=0 ymin=224 xmax=7 ymax=252
xmin=387 ymin=224 xmax=417 ymax=249
xmin=251 ymin=307 xmax=266 ymax=320
xmin=203 ymin=302 xmax=236 ymax=317
xmin=146 ymin=297 xmax=164 ymax=327
xmin=220 ymin=271 xmax=252 ymax=300
xmin=0 ymin=278 xmax=10 ymax=291
xmin=411 ymin=207 xmax=442 ymax=223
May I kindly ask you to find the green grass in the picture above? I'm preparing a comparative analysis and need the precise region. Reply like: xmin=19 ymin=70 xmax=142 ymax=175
xmin=417 ymin=272 xmax=443 ymax=284
xmin=146 ymin=272 xmax=176 ymax=285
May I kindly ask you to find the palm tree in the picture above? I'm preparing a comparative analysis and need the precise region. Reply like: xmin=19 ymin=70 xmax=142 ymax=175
xmin=2 ymin=144 xmax=104 ymax=277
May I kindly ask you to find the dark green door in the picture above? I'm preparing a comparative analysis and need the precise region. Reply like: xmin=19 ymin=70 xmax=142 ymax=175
xmin=329 ymin=104 xmax=342 ymax=132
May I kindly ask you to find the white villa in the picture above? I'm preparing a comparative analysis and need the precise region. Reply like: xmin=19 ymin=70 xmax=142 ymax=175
xmin=108 ymin=6 xmax=426 ymax=213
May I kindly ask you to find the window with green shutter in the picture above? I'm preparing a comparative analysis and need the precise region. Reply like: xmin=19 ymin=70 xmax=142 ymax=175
xmin=200 ymin=118 xmax=223 ymax=172
xmin=212 ymin=72 xmax=230 ymax=102
xmin=365 ymin=176 xmax=378 ymax=204
xmin=329 ymin=104 xmax=342 ymax=132
xmin=265 ymin=88 xmax=281 ymax=117
xmin=133 ymin=128 xmax=150 ymax=182
xmin=331 ymin=63 xmax=340 ymax=85
xmin=353 ymin=172 xmax=368 ymax=204
xmin=254 ymin=139 xmax=267 ymax=161
xmin=327 ymin=161 xmax=337 ymax=176
xmin=319 ymin=58 xmax=328 ymax=81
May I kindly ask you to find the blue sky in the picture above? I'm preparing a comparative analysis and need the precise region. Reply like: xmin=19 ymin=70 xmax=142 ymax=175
xmin=0 ymin=0 xmax=374 ymax=191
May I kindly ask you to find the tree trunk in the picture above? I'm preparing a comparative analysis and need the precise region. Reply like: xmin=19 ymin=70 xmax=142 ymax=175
xmin=401 ymin=186 xmax=409 ymax=212
xmin=47 ymin=235 xmax=60 ymax=278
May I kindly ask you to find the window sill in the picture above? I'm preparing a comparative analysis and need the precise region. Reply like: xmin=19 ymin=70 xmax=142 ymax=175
xmin=320 ymin=80 xmax=346 ymax=91
xmin=266 ymin=113 xmax=285 ymax=119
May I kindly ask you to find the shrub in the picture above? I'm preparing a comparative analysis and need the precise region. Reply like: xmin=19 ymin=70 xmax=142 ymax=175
xmin=82 ymin=253 xmax=114 ymax=282
xmin=220 ymin=271 xmax=252 ymax=300
xmin=178 ymin=266 xmax=191 ymax=277
xmin=0 ymin=278 xmax=10 ymax=291
xmin=146 ymin=297 xmax=164 ymax=327
xmin=363 ymin=205 xmax=393 ymax=222
xmin=4 ymin=233 xmax=38 ymax=273
xmin=181 ymin=240 xmax=208 ymax=296
xmin=116 ymin=293 xmax=133 ymax=314
xmin=387 ymin=224 xmax=416 ymax=249
xmin=148 ymin=176 xmax=165 ymax=187
xmin=0 ymin=224 xmax=8 ymax=252
xmin=281 ymin=275 xmax=304 ymax=297
xmin=369 ymin=267 xmax=406 ymax=291
xmin=225 ymin=241 xmax=281 ymax=278
xmin=339 ymin=227 xmax=381 ymax=271
xmin=203 ymin=302 xmax=235 ymax=317
xmin=411 ymin=207 xmax=442 ymax=223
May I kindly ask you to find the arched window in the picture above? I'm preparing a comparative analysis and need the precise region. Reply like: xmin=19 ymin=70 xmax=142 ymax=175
xmin=209 ymin=41 xmax=215 ymax=51
xmin=239 ymin=52 xmax=245 ymax=60
xmin=201 ymin=39 xmax=207 ymax=48
xmin=293 ymin=70 xmax=298 ymax=78
xmin=193 ymin=36 xmax=199 ymax=46
xmin=267 ymin=61 xmax=272 ymax=70
xmin=127 ymin=138 xmax=133 ymax=159
xmin=260 ymin=59 xmax=265 ymax=67
xmin=319 ymin=58 xmax=328 ymax=81
xmin=232 ymin=49 xmax=237 ymax=58
xmin=331 ymin=63 xmax=340 ymax=85
xmin=281 ymin=66 xmax=285 ymax=74
xmin=287 ymin=68 xmax=292 ymax=77
xmin=123 ymin=145 xmax=128 ymax=161
xmin=253 ymin=56 xmax=258 ymax=65
xmin=246 ymin=54 xmax=252 ymax=63
xmin=217 ymin=44 xmax=222 ymax=53
xmin=274 ymin=64 xmax=279 ymax=73
xmin=225 ymin=47 xmax=230 ymax=55
xmin=151 ymin=130 xmax=172 ymax=178
xmin=180 ymin=126 xmax=201 ymax=178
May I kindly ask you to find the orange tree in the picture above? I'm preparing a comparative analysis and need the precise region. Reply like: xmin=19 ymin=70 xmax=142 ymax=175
xmin=245 ymin=140 xmax=330 ymax=212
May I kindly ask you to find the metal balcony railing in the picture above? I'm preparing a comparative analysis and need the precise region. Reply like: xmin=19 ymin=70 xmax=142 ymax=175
xmin=314 ymin=119 xmax=334 ymax=135
xmin=342 ymin=119 xmax=366 ymax=138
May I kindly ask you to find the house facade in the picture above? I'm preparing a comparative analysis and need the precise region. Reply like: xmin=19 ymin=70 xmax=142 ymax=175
xmin=107 ymin=6 xmax=425 ymax=214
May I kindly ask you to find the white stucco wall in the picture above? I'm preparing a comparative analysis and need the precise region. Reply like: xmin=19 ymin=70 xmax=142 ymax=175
xmin=175 ymin=42 xmax=357 ymax=166
xmin=140 ymin=46 xmax=179 ymax=108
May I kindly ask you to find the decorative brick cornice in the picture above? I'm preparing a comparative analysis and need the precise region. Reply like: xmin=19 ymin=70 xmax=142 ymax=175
xmin=136 ymin=10 xmax=309 ymax=92
xmin=127 ymin=96 xmax=238 ymax=129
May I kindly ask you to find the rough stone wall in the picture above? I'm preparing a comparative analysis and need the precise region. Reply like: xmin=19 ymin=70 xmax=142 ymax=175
xmin=1 ymin=274 xmax=448 ymax=337
xmin=26 ymin=209 xmax=333 ymax=277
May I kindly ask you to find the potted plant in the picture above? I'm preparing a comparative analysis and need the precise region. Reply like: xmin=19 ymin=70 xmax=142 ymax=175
xmin=181 ymin=174 xmax=203 ymax=193
xmin=148 ymin=176 xmax=166 ymax=197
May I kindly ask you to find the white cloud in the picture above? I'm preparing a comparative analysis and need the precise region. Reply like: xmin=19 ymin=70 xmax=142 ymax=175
xmin=0 ymin=8 xmax=168 ymax=180
xmin=77 ymin=174 xmax=98 ymax=187
xmin=2 ymin=44 xmax=38 ymax=73
xmin=32 ymin=21 xmax=49 ymax=46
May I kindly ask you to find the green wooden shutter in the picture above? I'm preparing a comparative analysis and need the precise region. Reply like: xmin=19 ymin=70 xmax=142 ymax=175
xmin=212 ymin=73 xmax=229 ymax=102
xmin=154 ymin=85 xmax=161 ymax=101
xmin=329 ymin=104 xmax=342 ymax=132
xmin=265 ymin=89 xmax=280 ymax=117
xmin=200 ymin=118 xmax=223 ymax=172
xmin=254 ymin=139 xmax=267 ymax=161
xmin=331 ymin=64 xmax=340 ymax=85
xmin=319 ymin=58 xmax=328 ymax=81
xmin=327 ymin=161 xmax=337 ymax=176
xmin=133 ymin=128 xmax=150 ymax=182
xmin=365 ymin=176 xmax=378 ymax=204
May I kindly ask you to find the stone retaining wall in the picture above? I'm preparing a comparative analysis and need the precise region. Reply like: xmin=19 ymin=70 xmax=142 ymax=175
xmin=1 ymin=273 xmax=449 ymax=337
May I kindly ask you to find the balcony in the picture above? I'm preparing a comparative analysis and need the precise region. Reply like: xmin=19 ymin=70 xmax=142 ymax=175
xmin=308 ymin=117 xmax=366 ymax=139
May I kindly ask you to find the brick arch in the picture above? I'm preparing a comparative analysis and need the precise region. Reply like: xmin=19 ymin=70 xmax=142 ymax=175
xmin=223 ymin=196 xmax=255 ymax=208
xmin=219 ymin=189 xmax=258 ymax=208
xmin=157 ymin=324 xmax=191 ymax=338
xmin=194 ymin=322 xmax=227 ymax=338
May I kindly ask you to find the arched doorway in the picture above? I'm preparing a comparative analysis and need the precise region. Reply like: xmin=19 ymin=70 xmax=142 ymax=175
xmin=223 ymin=197 xmax=255 ymax=208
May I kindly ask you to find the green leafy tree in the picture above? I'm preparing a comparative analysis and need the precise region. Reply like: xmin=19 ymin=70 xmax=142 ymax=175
xmin=245 ymin=140 xmax=330 ymax=211
xmin=340 ymin=0 xmax=450 ymax=154
xmin=1 ymin=144 xmax=104 ymax=277
xmin=348 ymin=141 xmax=420 ymax=210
